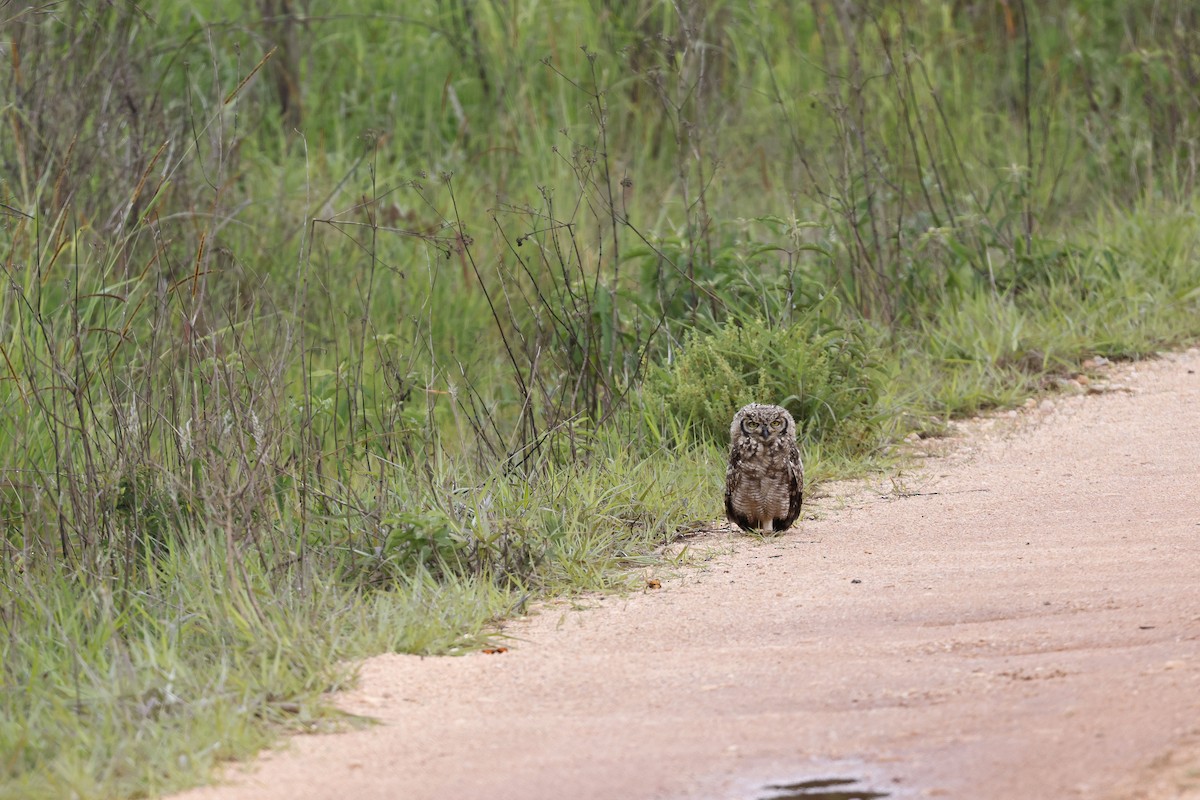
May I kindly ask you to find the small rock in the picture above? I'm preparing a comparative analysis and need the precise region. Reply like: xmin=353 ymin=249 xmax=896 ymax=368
xmin=1039 ymin=399 xmax=1054 ymax=412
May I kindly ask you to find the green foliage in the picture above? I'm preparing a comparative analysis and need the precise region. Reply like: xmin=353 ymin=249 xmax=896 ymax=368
xmin=648 ymin=311 xmax=886 ymax=462
xmin=629 ymin=229 xmax=828 ymax=328
xmin=887 ymin=201 xmax=1200 ymax=423
xmin=0 ymin=550 xmax=508 ymax=800
xmin=380 ymin=510 xmax=465 ymax=576
xmin=347 ymin=433 xmax=718 ymax=590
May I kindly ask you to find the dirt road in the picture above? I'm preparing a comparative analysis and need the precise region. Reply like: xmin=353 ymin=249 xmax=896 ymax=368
xmin=177 ymin=349 xmax=1200 ymax=800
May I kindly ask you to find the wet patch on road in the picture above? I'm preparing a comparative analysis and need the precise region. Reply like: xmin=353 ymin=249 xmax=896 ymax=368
xmin=755 ymin=776 xmax=888 ymax=800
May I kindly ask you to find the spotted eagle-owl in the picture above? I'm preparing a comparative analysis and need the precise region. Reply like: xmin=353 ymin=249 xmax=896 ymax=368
xmin=724 ymin=403 xmax=804 ymax=533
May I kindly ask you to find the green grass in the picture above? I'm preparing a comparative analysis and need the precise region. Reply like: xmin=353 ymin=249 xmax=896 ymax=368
xmin=1 ymin=547 xmax=510 ymax=800
xmin=3 ymin=1 xmax=1200 ymax=797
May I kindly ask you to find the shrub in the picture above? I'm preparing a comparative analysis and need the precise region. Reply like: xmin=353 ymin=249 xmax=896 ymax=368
xmin=647 ymin=310 xmax=886 ymax=460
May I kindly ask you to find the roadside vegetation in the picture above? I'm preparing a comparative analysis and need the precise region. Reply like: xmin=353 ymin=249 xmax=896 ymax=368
xmin=3 ymin=2 xmax=1200 ymax=797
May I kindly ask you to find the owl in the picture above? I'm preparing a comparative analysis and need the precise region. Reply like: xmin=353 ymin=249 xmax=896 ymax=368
xmin=724 ymin=403 xmax=804 ymax=533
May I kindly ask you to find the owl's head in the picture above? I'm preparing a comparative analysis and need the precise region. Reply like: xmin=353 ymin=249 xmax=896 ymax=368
xmin=731 ymin=403 xmax=796 ymax=442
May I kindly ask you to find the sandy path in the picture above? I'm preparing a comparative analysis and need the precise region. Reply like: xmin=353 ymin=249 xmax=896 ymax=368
xmin=176 ymin=349 xmax=1200 ymax=800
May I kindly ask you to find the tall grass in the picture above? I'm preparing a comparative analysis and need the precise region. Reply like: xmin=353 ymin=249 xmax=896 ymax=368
xmin=3 ymin=1 xmax=1200 ymax=797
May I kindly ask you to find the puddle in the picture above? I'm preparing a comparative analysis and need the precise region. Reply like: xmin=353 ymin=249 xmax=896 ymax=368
xmin=756 ymin=776 xmax=888 ymax=800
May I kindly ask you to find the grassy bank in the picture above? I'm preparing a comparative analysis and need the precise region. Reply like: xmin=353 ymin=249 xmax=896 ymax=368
xmin=3 ymin=2 xmax=1200 ymax=797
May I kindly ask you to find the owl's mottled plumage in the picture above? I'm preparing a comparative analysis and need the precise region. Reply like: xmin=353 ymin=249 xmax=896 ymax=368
xmin=724 ymin=403 xmax=804 ymax=533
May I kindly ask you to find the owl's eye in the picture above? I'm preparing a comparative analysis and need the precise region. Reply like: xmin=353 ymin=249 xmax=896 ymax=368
xmin=770 ymin=419 xmax=784 ymax=430
xmin=743 ymin=419 xmax=760 ymax=431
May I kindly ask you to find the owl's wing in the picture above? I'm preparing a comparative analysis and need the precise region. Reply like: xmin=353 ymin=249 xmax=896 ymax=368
xmin=724 ymin=453 xmax=756 ymax=532
xmin=775 ymin=451 xmax=804 ymax=532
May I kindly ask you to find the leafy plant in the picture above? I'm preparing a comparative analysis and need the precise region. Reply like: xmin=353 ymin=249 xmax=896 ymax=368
xmin=647 ymin=309 xmax=887 ymax=461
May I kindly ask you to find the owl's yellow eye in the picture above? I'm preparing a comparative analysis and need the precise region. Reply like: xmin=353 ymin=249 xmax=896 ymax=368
xmin=770 ymin=419 xmax=784 ymax=430
xmin=743 ymin=419 xmax=760 ymax=431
